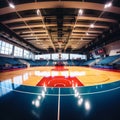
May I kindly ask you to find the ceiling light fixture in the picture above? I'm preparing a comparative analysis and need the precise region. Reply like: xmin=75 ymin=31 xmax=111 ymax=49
xmin=78 ymin=9 xmax=83 ymax=16
xmin=9 ymin=2 xmax=15 ymax=9
xmin=104 ymin=2 xmax=112 ymax=9
xmin=36 ymin=9 xmax=41 ymax=16
xmin=90 ymin=24 xmax=94 ymax=28
xmin=86 ymin=32 xmax=89 ymax=36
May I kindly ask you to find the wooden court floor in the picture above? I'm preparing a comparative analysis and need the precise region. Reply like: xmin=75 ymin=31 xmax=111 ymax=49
xmin=0 ymin=66 xmax=120 ymax=87
xmin=0 ymin=66 xmax=120 ymax=120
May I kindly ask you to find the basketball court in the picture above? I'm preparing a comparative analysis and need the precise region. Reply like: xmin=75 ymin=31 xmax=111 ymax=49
xmin=0 ymin=66 xmax=120 ymax=120
xmin=0 ymin=0 xmax=120 ymax=120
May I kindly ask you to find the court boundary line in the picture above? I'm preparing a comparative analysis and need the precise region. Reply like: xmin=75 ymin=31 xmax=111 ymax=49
xmin=57 ymin=88 xmax=60 ymax=120
xmin=0 ymin=85 xmax=120 ymax=96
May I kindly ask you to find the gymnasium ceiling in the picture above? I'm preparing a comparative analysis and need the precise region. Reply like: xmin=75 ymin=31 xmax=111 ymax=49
xmin=0 ymin=0 xmax=120 ymax=54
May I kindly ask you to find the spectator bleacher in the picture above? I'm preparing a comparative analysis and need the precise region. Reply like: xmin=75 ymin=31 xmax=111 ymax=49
xmin=81 ymin=59 xmax=96 ymax=66
xmin=113 ymin=60 xmax=120 ymax=70
xmin=93 ymin=55 xmax=120 ymax=69
xmin=0 ymin=56 xmax=27 ymax=71
xmin=0 ymin=55 xmax=120 ymax=72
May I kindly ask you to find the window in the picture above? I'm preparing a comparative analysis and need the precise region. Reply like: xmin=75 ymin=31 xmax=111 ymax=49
xmin=35 ymin=55 xmax=40 ymax=60
xmin=35 ymin=54 xmax=50 ymax=60
xmin=52 ymin=53 xmax=59 ymax=60
xmin=0 ymin=41 xmax=13 ymax=55
xmin=24 ymin=50 xmax=29 ymax=59
xmin=29 ymin=52 xmax=34 ymax=59
xmin=61 ymin=53 xmax=69 ymax=60
xmin=0 ymin=40 xmax=2 ymax=46
xmin=39 ymin=54 xmax=50 ymax=60
xmin=70 ymin=54 xmax=86 ymax=60
xmin=34 ymin=54 xmax=86 ymax=60
xmin=14 ymin=46 xmax=23 ymax=57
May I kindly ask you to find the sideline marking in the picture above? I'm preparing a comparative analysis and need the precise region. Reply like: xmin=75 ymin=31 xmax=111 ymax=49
xmin=0 ymin=85 xmax=120 ymax=96
xmin=57 ymin=88 xmax=60 ymax=120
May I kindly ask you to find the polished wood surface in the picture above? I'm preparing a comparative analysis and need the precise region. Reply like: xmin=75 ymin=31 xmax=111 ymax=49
xmin=0 ymin=66 xmax=120 ymax=86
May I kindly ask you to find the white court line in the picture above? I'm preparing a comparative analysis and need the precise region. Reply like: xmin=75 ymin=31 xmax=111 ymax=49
xmin=0 ymin=85 xmax=120 ymax=96
xmin=57 ymin=88 xmax=60 ymax=120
